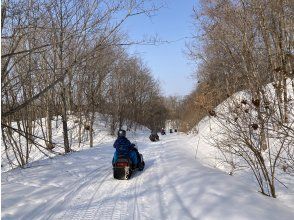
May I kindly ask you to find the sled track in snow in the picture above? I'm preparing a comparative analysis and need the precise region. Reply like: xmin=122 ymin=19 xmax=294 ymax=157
xmin=46 ymin=139 xmax=167 ymax=220
xmin=132 ymin=173 xmax=142 ymax=220
xmin=52 ymin=168 xmax=113 ymax=220
xmin=92 ymin=143 xmax=157 ymax=220
xmin=18 ymin=163 xmax=108 ymax=220
xmin=153 ymin=140 xmax=168 ymax=220
xmin=48 ymin=159 xmax=146 ymax=220
xmin=43 ymin=165 xmax=111 ymax=220
xmin=96 ymin=179 xmax=130 ymax=220
xmin=93 ymin=152 xmax=148 ymax=220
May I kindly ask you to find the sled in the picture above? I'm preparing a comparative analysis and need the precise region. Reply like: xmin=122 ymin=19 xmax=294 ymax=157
xmin=149 ymin=134 xmax=159 ymax=142
xmin=113 ymin=154 xmax=145 ymax=180
xmin=113 ymin=155 xmax=132 ymax=180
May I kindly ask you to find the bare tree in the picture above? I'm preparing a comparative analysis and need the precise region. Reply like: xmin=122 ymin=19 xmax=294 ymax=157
xmin=1 ymin=0 xmax=163 ymax=168
xmin=185 ymin=0 xmax=294 ymax=197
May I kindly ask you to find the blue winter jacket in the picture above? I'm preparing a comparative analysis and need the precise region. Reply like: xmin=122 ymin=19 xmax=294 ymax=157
xmin=113 ymin=136 xmax=138 ymax=165
xmin=113 ymin=136 xmax=135 ymax=155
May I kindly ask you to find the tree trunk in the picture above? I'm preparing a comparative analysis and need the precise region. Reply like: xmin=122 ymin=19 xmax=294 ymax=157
xmin=89 ymin=112 xmax=95 ymax=148
xmin=282 ymin=76 xmax=288 ymax=123
xmin=46 ymin=102 xmax=54 ymax=150
xmin=61 ymin=89 xmax=70 ymax=153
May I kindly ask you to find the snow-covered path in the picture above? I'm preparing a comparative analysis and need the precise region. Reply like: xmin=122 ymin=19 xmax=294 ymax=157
xmin=2 ymin=133 xmax=294 ymax=220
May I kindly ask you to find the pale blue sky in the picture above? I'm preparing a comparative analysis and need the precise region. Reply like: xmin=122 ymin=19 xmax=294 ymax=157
xmin=122 ymin=0 xmax=198 ymax=97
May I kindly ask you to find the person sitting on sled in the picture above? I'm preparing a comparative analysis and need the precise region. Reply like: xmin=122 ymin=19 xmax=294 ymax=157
xmin=112 ymin=129 xmax=141 ymax=169
xmin=149 ymin=130 xmax=159 ymax=141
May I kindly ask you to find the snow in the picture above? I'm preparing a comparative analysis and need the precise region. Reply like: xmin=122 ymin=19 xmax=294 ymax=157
xmin=1 ymin=114 xmax=118 ymax=172
xmin=187 ymin=78 xmax=294 ymax=210
xmin=2 ymin=132 xmax=294 ymax=220
xmin=2 ymin=79 xmax=294 ymax=219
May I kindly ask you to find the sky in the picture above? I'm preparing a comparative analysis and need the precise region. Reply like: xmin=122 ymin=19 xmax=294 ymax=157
xmin=122 ymin=0 xmax=198 ymax=97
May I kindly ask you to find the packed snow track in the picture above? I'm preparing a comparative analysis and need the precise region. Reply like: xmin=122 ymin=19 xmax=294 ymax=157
xmin=2 ymin=133 xmax=294 ymax=220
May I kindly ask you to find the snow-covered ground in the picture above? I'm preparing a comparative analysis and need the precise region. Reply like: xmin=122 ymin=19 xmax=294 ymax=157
xmin=1 ymin=115 xmax=120 ymax=172
xmin=186 ymin=79 xmax=294 ymax=210
xmin=2 ymin=131 xmax=294 ymax=220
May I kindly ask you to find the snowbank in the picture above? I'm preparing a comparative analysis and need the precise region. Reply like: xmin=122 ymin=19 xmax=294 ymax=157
xmin=1 ymin=114 xmax=149 ymax=172
xmin=188 ymin=79 xmax=294 ymax=208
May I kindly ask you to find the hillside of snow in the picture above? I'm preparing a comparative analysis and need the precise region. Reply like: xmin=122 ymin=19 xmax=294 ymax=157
xmin=187 ymin=79 xmax=294 ymax=209
xmin=1 ymin=114 xmax=149 ymax=172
